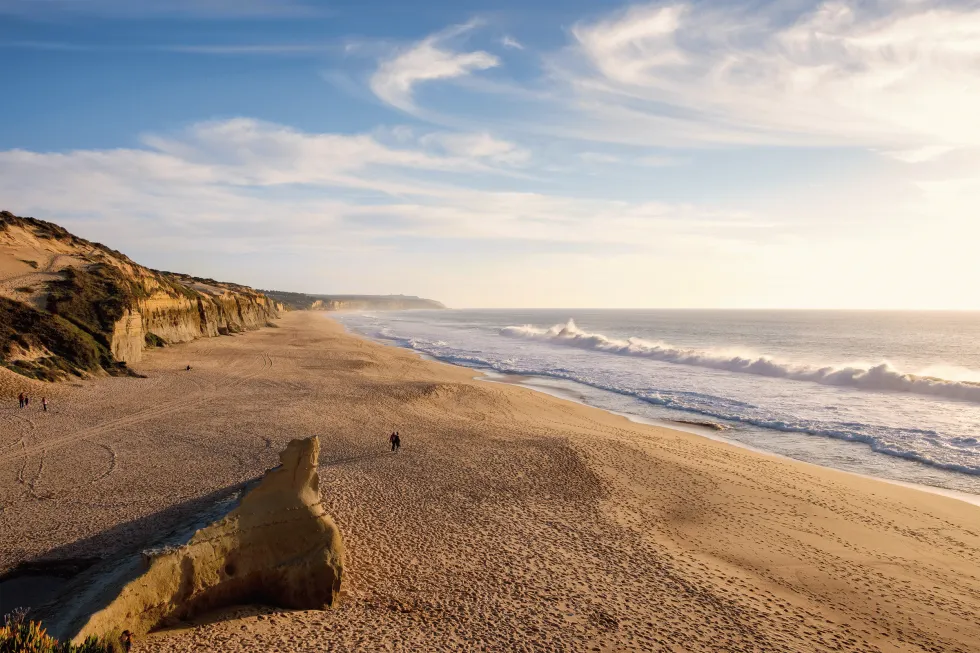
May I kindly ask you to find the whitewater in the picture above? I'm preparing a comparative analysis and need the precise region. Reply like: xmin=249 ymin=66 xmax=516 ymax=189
xmin=335 ymin=309 xmax=980 ymax=495
xmin=501 ymin=320 xmax=980 ymax=404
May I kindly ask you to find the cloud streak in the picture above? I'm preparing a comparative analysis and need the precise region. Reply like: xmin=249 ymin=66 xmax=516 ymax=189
xmin=370 ymin=20 xmax=500 ymax=112
xmin=0 ymin=0 xmax=318 ymax=19
xmin=0 ymin=119 xmax=764 ymax=257
xmin=368 ymin=2 xmax=980 ymax=152
xmin=558 ymin=0 xmax=980 ymax=148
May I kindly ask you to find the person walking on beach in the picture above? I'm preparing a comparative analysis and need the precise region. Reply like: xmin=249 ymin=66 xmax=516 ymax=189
xmin=18 ymin=393 xmax=24 ymax=409
xmin=389 ymin=431 xmax=397 ymax=452
xmin=41 ymin=397 xmax=47 ymax=412
xmin=394 ymin=431 xmax=401 ymax=452
xmin=24 ymin=395 xmax=29 ymax=408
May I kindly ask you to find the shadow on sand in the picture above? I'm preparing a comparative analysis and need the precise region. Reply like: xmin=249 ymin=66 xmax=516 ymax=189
xmin=0 ymin=449 xmax=382 ymax=621
xmin=0 ymin=481 xmax=251 ymax=616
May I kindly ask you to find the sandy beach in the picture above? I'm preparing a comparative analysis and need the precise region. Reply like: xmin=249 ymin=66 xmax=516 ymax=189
xmin=1 ymin=311 xmax=979 ymax=652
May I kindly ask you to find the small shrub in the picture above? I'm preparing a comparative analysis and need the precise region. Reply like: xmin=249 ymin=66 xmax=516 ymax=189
xmin=15 ymin=286 xmax=33 ymax=293
xmin=144 ymin=332 xmax=166 ymax=348
xmin=19 ymin=259 xmax=39 ymax=269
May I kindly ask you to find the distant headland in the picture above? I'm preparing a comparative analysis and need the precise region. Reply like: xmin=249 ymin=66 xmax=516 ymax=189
xmin=260 ymin=289 xmax=446 ymax=312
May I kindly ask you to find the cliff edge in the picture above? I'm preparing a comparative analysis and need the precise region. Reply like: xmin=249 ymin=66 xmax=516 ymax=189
xmin=0 ymin=211 xmax=282 ymax=380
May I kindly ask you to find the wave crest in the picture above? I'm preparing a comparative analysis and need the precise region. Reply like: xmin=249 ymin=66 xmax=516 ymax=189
xmin=500 ymin=320 xmax=980 ymax=404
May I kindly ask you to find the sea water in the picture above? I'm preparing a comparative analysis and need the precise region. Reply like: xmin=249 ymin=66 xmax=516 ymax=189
xmin=334 ymin=310 xmax=980 ymax=496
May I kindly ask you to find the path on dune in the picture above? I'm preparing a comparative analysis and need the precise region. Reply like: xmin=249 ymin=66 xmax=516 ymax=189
xmin=0 ymin=312 xmax=978 ymax=652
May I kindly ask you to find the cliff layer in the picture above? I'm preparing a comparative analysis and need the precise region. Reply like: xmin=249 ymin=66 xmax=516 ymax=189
xmin=36 ymin=436 xmax=345 ymax=644
xmin=0 ymin=211 xmax=281 ymax=380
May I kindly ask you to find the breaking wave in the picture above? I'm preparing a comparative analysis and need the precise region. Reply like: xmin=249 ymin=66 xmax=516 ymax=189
xmin=501 ymin=320 xmax=980 ymax=404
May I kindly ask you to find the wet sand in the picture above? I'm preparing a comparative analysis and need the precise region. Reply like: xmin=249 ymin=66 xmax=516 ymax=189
xmin=1 ymin=311 xmax=978 ymax=652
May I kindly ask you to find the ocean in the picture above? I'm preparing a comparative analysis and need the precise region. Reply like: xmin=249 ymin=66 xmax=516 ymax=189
xmin=333 ymin=309 xmax=980 ymax=496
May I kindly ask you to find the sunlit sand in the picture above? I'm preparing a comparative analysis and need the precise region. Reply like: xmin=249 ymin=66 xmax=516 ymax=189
xmin=1 ymin=312 xmax=978 ymax=651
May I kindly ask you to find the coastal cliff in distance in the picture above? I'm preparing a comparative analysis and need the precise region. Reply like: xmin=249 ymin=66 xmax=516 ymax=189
xmin=262 ymin=290 xmax=445 ymax=312
xmin=0 ymin=211 xmax=281 ymax=380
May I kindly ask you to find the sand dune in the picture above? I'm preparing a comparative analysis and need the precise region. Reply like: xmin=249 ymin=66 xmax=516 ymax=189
xmin=1 ymin=312 xmax=978 ymax=652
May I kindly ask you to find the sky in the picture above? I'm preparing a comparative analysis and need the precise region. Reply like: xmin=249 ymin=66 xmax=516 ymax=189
xmin=1 ymin=0 xmax=978 ymax=309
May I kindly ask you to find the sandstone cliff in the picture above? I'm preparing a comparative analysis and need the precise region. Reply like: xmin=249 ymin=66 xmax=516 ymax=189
xmin=36 ymin=436 xmax=344 ymax=644
xmin=0 ymin=211 xmax=282 ymax=380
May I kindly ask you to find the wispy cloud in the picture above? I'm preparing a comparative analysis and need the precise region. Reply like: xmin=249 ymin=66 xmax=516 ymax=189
xmin=0 ymin=40 xmax=340 ymax=55
xmin=0 ymin=40 xmax=96 ymax=51
xmin=0 ymin=0 xmax=319 ymax=19
xmin=557 ymin=0 xmax=980 ymax=149
xmin=880 ymin=146 xmax=958 ymax=164
xmin=162 ymin=43 xmax=337 ymax=55
xmin=370 ymin=20 xmax=500 ymax=113
xmin=500 ymin=35 xmax=524 ymax=50
xmin=418 ymin=132 xmax=530 ymax=165
xmin=137 ymin=118 xmax=523 ymax=193
xmin=367 ymin=2 xmax=980 ymax=152
xmin=0 ymin=118 xmax=762 ymax=256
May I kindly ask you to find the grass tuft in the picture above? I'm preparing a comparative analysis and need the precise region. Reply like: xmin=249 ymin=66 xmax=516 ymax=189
xmin=0 ymin=610 xmax=122 ymax=653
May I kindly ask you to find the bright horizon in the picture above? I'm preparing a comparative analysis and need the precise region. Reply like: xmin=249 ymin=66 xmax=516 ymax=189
xmin=2 ymin=0 xmax=978 ymax=309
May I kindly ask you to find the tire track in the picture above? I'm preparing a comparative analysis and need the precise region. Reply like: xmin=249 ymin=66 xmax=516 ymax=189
xmin=89 ymin=442 xmax=118 ymax=484
xmin=7 ymin=414 xmax=45 ymax=500
xmin=26 ymin=453 xmax=46 ymax=499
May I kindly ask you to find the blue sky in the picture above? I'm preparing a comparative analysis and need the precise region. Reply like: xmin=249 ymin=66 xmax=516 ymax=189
xmin=2 ymin=0 xmax=978 ymax=308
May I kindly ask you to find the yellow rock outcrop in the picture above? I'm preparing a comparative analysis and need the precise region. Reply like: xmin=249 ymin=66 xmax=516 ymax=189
xmin=38 ymin=436 xmax=344 ymax=643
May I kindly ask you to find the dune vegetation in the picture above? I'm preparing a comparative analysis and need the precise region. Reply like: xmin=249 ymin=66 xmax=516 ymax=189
xmin=0 ymin=611 xmax=120 ymax=653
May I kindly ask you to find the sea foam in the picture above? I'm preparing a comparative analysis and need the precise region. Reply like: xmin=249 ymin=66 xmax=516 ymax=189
xmin=501 ymin=320 xmax=980 ymax=404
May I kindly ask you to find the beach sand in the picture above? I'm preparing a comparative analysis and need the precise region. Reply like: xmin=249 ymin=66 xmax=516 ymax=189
xmin=1 ymin=311 xmax=978 ymax=652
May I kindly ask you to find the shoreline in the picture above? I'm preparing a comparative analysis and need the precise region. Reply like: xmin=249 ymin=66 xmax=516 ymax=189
xmin=343 ymin=321 xmax=980 ymax=509
xmin=2 ymin=312 xmax=979 ymax=652
xmin=483 ymin=371 xmax=980 ymax=508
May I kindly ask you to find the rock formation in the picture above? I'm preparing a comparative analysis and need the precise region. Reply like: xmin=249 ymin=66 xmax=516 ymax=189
xmin=36 ymin=436 xmax=344 ymax=644
xmin=0 ymin=210 xmax=282 ymax=379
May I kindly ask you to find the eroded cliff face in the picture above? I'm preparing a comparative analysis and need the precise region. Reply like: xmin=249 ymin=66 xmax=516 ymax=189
xmin=1 ymin=211 xmax=282 ymax=378
xmin=113 ymin=292 xmax=281 ymax=363
xmin=110 ymin=309 xmax=144 ymax=363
